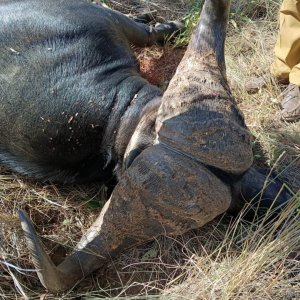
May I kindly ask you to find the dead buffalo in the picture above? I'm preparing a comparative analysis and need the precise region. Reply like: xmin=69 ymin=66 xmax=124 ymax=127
xmin=0 ymin=0 xmax=290 ymax=292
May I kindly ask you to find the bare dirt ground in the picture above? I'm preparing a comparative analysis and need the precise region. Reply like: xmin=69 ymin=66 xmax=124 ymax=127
xmin=1 ymin=1 xmax=300 ymax=299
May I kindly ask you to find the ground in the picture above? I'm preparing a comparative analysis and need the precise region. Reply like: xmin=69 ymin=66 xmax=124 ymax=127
xmin=0 ymin=1 xmax=299 ymax=299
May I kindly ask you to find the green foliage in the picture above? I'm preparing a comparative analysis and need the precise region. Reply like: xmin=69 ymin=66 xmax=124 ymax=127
xmin=86 ymin=199 xmax=102 ymax=209
xmin=99 ymin=0 xmax=109 ymax=5
xmin=174 ymin=0 xmax=204 ymax=47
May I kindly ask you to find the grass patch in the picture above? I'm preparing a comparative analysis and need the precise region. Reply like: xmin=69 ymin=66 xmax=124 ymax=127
xmin=174 ymin=0 xmax=203 ymax=47
xmin=162 ymin=194 xmax=300 ymax=300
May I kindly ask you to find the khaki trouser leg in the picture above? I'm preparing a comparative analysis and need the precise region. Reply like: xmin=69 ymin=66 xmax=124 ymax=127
xmin=271 ymin=0 xmax=300 ymax=85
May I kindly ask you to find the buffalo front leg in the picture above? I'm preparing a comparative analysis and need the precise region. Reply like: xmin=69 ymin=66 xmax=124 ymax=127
xmin=19 ymin=144 xmax=231 ymax=292
xmin=106 ymin=7 xmax=183 ymax=46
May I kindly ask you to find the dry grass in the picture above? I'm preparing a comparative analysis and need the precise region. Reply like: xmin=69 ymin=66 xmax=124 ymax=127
xmin=103 ymin=0 xmax=190 ymax=19
xmin=1 ymin=0 xmax=300 ymax=299
xmin=226 ymin=19 xmax=300 ymax=191
xmin=162 ymin=201 xmax=300 ymax=300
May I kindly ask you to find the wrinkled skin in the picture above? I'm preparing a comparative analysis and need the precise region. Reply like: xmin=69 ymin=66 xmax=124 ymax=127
xmin=0 ymin=0 xmax=290 ymax=292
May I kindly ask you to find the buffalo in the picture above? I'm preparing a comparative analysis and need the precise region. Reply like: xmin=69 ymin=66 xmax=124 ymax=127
xmin=0 ymin=0 xmax=290 ymax=292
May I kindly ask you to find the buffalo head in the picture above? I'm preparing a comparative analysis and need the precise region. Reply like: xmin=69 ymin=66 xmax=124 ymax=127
xmin=17 ymin=0 xmax=290 ymax=292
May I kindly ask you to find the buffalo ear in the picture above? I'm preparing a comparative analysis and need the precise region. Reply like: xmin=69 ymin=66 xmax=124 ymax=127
xmin=123 ymin=98 xmax=161 ymax=170
xmin=124 ymin=148 xmax=144 ymax=170
xmin=123 ymin=128 xmax=155 ymax=169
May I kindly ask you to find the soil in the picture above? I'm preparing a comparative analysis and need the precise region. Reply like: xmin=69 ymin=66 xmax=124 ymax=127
xmin=135 ymin=45 xmax=185 ymax=89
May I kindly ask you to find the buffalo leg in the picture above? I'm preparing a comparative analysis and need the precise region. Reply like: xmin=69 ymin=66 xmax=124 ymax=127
xmin=106 ymin=7 xmax=183 ymax=46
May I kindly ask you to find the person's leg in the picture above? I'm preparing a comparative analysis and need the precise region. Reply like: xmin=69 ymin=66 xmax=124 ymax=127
xmin=270 ymin=0 xmax=300 ymax=82
xmin=270 ymin=0 xmax=300 ymax=121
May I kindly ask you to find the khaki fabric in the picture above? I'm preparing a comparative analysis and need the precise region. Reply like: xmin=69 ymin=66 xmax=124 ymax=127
xmin=271 ymin=0 xmax=300 ymax=85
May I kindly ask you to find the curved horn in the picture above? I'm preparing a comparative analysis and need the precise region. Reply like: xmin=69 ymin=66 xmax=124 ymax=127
xmin=156 ymin=0 xmax=253 ymax=175
xmin=19 ymin=143 xmax=232 ymax=292
xmin=19 ymin=206 xmax=112 ymax=292
xmin=190 ymin=0 xmax=230 ymax=74
xmin=19 ymin=210 xmax=80 ymax=291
